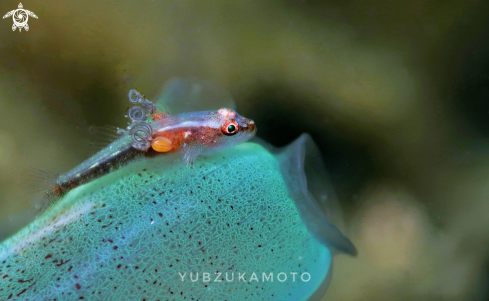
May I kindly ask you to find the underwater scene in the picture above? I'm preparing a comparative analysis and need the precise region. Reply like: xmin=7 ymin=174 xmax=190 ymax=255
xmin=1 ymin=1 xmax=489 ymax=300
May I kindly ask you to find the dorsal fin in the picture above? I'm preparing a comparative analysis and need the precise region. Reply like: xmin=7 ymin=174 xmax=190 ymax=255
xmin=88 ymin=125 xmax=121 ymax=151
xmin=154 ymin=78 xmax=236 ymax=114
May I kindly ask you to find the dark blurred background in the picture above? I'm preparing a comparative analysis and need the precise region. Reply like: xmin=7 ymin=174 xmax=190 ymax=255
xmin=1 ymin=0 xmax=489 ymax=300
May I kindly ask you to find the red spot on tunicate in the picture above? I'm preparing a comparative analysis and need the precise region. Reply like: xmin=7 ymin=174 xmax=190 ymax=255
xmin=75 ymin=283 xmax=81 ymax=290
xmin=2 ymin=275 xmax=8 ymax=279
xmin=45 ymin=254 xmax=52 ymax=259
xmin=68 ymin=266 xmax=73 ymax=272
xmin=113 ymin=246 xmax=118 ymax=250
xmin=56 ymin=259 xmax=70 ymax=267
xmin=117 ymin=264 xmax=121 ymax=269
xmin=17 ymin=288 xmax=27 ymax=296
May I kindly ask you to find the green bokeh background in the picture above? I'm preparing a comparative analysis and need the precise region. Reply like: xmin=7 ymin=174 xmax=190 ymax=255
xmin=0 ymin=0 xmax=488 ymax=300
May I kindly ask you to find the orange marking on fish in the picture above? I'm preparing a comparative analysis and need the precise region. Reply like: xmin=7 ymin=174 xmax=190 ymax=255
xmin=151 ymin=136 xmax=173 ymax=152
xmin=151 ymin=111 xmax=168 ymax=121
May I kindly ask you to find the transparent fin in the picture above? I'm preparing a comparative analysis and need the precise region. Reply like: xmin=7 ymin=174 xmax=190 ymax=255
xmin=88 ymin=125 xmax=121 ymax=151
xmin=154 ymin=78 xmax=236 ymax=114
xmin=21 ymin=168 xmax=58 ymax=194
xmin=20 ymin=168 xmax=59 ymax=214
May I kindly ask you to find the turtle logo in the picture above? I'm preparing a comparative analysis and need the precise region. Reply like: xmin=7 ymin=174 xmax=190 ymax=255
xmin=3 ymin=3 xmax=38 ymax=32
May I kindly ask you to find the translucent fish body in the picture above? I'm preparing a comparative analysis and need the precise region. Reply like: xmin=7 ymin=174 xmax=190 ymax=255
xmin=52 ymin=108 xmax=255 ymax=200
xmin=150 ymin=108 xmax=256 ymax=157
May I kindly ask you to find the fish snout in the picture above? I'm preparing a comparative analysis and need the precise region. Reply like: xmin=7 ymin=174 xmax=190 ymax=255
xmin=242 ymin=119 xmax=256 ymax=135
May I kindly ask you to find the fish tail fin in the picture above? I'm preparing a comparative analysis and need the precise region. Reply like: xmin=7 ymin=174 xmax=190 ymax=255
xmin=20 ymin=168 xmax=60 ymax=213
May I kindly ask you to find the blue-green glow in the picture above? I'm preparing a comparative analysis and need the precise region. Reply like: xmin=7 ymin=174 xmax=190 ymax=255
xmin=0 ymin=141 xmax=338 ymax=300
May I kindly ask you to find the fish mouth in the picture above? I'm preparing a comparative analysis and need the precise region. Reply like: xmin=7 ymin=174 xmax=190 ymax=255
xmin=241 ymin=119 xmax=257 ymax=136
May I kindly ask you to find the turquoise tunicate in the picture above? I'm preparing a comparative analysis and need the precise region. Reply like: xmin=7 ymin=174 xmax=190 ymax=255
xmin=0 ymin=134 xmax=355 ymax=301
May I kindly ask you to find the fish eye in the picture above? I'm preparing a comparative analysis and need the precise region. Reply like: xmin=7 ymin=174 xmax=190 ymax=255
xmin=221 ymin=120 xmax=239 ymax=136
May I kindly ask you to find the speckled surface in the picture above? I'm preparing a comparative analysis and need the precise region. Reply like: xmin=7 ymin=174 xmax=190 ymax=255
xmin=0 ymin=142 xmax=332 ymax=301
